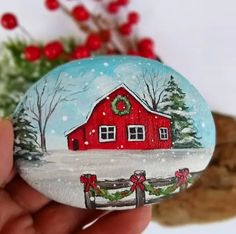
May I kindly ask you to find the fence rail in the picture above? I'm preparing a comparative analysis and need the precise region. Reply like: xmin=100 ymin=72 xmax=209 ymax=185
xmin=81 ymin=169 xmax=201 ymax=209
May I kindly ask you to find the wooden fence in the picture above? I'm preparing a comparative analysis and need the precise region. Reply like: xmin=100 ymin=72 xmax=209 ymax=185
xmin=81 ymin=170 xmax=201 ymax=209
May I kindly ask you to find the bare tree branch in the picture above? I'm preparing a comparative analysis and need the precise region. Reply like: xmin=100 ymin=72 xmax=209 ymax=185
xmin=26 ymin=71 xmax=89 ymax=152
xmin=136 ymin=68 xmax=167 ymax=111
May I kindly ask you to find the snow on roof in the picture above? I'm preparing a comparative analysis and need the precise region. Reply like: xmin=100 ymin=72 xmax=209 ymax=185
xmin=65 ymin=83 xmax=171 ymax=136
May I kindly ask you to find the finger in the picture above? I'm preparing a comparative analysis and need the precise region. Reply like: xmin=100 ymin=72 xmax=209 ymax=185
xmin=77 ymin=206 xmax=152 ymax=234
xmin=0 ymin=119 xmax=14 ymax=187
xmin=6 ymin=175 xmax=50 ymax=213
xmin=34 ymin=202 xmax=105 ymax=234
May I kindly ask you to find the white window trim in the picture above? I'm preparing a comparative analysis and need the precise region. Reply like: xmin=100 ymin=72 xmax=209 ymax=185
xmin=99 ymin=125 xmax=116 ymax=142
xmin=128 ymin=125 xmax=145 ymax=141
xmin=159 ymin=127 xmax=168 ymax=140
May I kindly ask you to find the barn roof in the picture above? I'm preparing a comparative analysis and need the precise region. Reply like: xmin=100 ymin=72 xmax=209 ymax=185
xmin=65 ymin=84 xmax=171 ymax=136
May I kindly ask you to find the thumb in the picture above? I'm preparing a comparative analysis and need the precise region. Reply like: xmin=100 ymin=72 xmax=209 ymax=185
xmin=0 ymin=119 xmax=14 ymax=187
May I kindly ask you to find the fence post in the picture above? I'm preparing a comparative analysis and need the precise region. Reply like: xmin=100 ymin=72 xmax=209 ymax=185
xmin=82 ymin=174 xmax=96 ymax=209
xmin=134 ymin=170 xmax=146 ymax=208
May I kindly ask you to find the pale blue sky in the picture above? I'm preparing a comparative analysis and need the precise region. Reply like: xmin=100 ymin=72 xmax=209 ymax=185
xmin=18 ymin=56 xmax=215 ymax=150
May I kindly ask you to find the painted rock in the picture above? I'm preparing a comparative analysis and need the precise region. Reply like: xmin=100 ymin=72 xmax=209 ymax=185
xmin=13 ymin=56 xmax=215 ymax=210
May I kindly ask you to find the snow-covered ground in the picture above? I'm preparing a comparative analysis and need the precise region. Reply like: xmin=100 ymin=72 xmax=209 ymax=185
xmin=17 ymin=148 xmax=213 ymax=209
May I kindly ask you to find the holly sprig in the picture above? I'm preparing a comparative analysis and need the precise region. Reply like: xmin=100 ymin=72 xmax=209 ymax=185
xmin=0 ymin=0 xmax=160 ymax=117
xmin=0 ymin=0 xmax=159 ymax=61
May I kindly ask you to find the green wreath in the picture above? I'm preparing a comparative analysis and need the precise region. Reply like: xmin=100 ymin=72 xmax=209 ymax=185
xmin=111 ymin=95 xmax=131 ymax=116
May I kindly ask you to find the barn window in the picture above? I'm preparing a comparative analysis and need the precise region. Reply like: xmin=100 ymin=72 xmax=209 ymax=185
xmin=128 ymin=125 xmax=145 ymax=141
xmin=159 ymin=128 xmax=168 ymax=140
xmin=99 ymin=126 xmax=116 ymax=142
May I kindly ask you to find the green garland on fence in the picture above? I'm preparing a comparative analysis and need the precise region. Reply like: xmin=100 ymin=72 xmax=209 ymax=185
xmin=111 ymin=95 xmax=131 ymax=116
xmin=91 ymin=188 xmax=133 ymax=202
xmin=90 ymin=179 xmax=193 ymax=202
xmin=144 ymin=183 xmax=177 ymax=196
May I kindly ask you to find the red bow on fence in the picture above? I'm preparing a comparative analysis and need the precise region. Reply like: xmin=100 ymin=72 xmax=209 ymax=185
xmin=130 ymin=174 xmax=146 ymax=192
xmin=175 ymin=168 xmax=189 ymax=187
xmin=80 ymin=175 xmax=97 ymax=192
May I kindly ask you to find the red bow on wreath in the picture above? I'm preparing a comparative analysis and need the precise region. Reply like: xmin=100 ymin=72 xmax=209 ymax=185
xmin=80 ymin=175 xmax=97 ymax=192
xmin=175 ymin=168 xmax=189 ymax=187
xmin=130 ymin=174 xmax=146 ymax=192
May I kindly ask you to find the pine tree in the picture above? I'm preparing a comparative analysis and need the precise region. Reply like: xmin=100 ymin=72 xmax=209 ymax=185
xmin=13 ymin=102 xmax=43 ymax=161
xmin=158 ymin=76 xmax=202 ymax=148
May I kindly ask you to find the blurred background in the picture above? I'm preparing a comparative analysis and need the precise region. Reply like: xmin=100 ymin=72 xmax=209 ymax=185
xmin=0 ymin=0 xmax=236 ymax=233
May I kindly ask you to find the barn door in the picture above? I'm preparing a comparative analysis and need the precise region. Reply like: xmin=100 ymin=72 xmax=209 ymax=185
xmin=73 ymin=139 xmax=79 ymax=150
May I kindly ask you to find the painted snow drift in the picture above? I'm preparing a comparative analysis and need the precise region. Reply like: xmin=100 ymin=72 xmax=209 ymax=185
xmin=13 ymin=56 xmax=215 ymax=210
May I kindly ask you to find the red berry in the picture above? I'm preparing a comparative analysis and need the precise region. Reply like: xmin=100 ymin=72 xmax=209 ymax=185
xmin=117 ymin=0 xmax=129 ymax=6
xmin=1 ymin=13 xmax=18 ymax=30
xmin=45 ymin=0 xmax=60 ymax=11
xmin=24 ymin=46 xmax=41 ymax=62
xmin=138 ymin=38 xmax=154 ymax=52
xmin=72 ymin=46 xmax=91 ymax=59
xmin=86 ymin=34 xmax=102 ymax=51
xmin=72 ymin=5 xmax=90 ymax=21
xmin=119 ymin=23 xmax=132 ymax=36
xmin=128 ymin=11 xmax=140 ymax=25
xmin=44 ymin=41 xmax=63 ymax=60
xmin=139 ymin=49 xmax=156 ymax=59
xmin=107 ymin=2 xmax=120 ymax=14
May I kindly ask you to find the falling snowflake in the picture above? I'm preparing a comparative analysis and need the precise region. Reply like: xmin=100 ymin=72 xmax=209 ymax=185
xmin=201 ymin=122 xmax=206 ymax=128
xmin=62 ymin=116 xmax=68 ymax=121
xmin=99 ymin=72 xmax=104 ymax=75
xmin=104 ymin=62 xmax=109 ymax=67
xmin=110 ymin=159 xmax=114 ymax=163
xmin=51 ymin=129 xmax=56 ymax=134
xmin=102 ymin=112 xmax=106 ymax=116
xmin=91 ymin=68 xmax=95 ymax=72
xmin=90 ymin=197 xmax=95 ymax=201
xmin=84 ymin=141 xmax=89 ymax=145
xmin=143 ymin=159 xmax=146 ymax=163
xmin=120 ymin=145 xmax=124 ymax=149
xmin=57 ymin=178 xmax=61 ymax=182
xmin=92 ymin=129 xmax=96 ymax=133
xmin=106 ymin=96 xmax=110 ymax=100
xmin=161 ymin=158 xmax=166 ymax=162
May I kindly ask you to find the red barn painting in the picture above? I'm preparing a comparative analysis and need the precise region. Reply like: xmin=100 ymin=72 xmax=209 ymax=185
xmin=66 ymin=84 xmax=172 ymax=151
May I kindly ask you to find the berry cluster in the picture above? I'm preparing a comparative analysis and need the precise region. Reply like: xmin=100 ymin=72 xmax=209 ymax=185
xmin=0 ymin=0 xmax=159 ymax=62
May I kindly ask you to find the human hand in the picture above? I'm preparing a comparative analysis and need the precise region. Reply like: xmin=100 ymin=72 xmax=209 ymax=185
xmin=0 ymin=119 xmax=151 ymax=234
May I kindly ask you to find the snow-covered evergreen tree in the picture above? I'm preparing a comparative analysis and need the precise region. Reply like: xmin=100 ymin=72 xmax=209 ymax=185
xmin=158 ymin=76 xmax=202 ymax=148
xmin=13 ymin=103 xmax=43 ymax=161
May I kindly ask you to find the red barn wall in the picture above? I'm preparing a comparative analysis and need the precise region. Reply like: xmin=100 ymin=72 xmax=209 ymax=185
xmin=67 ymin=87 xmax=172 ymax=150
